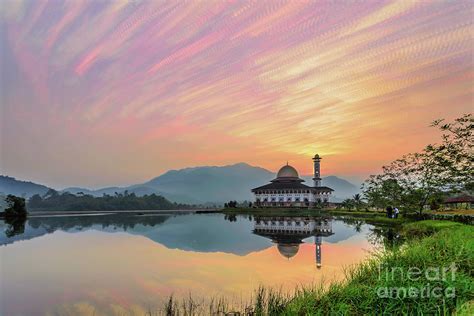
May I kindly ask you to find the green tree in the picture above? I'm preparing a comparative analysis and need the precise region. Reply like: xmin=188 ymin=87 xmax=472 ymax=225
xmin=352 ymin=193 xmax=363 ymax=210
xmin=363 ymin=150 xmax=444 ymax=214
xmin=341 ymin=198 xmax=355 ymax=210
xmin=427 ymin=113 xmax=473 ymax=192
xmin=27 ymin=191 xmax=188 ymax=211
xmin=362 ymin=114 xmax=473 ymax=215
xmin=363 ymin=178 xmax=403 ymax=210
xmin=4 ymin=195 xmax=28 ymax=219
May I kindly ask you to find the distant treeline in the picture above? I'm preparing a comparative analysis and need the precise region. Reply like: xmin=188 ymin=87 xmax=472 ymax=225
xmin=28 ymin=189 xmax=190 ymax=211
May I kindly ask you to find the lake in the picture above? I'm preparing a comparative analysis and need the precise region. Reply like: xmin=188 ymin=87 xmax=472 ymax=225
xmin=0 ymin=212 xmax=396 ymax=315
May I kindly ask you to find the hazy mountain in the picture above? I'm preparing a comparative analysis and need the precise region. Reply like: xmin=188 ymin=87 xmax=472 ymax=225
xmin=0 ymin=176 xmax=51 ymax=198
xmin=62 ymin=163 xmax=275 ymax=204
xmin=302 ymin=175 xmax=360 ymax=202
xmin=2 ymin=163 xmax=360 ymax=205
xmin=322 ymin=176 xmax=360 ymax=201
xmin=142 ymin=163 xmax=274 ymax=204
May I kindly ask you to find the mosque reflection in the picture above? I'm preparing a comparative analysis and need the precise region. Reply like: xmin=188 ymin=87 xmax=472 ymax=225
xmin=253 ymin=216 xmax=333 ymax=268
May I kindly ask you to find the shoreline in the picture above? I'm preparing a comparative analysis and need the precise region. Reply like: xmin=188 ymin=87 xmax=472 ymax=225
xmin=20 ymin=208 xmax=221 ymax=218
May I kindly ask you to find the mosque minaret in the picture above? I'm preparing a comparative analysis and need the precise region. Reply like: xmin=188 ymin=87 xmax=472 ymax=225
xmin=312 ymin=154 xmax=322 ymax=187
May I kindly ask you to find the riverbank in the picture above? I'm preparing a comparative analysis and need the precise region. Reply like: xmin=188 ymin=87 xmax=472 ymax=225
xmin=222 ymin=206 xmax=393 ymax=216
xmin=221 ymin=206 xmax=474 ymax=225
xmin=165 ymin=219 xmax=473 ymax=315
xmin=16 ymin=209 xmax=220 ymax=218
xmin=221 ymin=207 xmax=411 ymax=225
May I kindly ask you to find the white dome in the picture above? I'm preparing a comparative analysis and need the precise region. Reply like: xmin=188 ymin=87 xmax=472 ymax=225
xmin=276 ymin=165 xmax=299 ymax=178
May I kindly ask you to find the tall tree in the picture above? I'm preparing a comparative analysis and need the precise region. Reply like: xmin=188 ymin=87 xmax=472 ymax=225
xmin=352 ymin=193 xmax=363 ymax=210
xmin=4 ymin=195 xmax=28 ymax=218
xmin=362 ymin=114 xmax=473 ymax=214
xmin=428 ymin=113 xmax=473 ymax=192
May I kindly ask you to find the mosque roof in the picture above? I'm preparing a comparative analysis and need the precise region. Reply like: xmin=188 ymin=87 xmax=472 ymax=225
xmin=251 ymin=162 xmax=334 ymax=192
xmin=251 ymin=182 xmax=334 ymax=191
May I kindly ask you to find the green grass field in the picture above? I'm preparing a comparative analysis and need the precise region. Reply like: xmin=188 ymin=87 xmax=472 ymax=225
xmin=400 ymin=220 xmax=465 ymax=238
xmin=278 ymin=221 xmax=473 ymax=315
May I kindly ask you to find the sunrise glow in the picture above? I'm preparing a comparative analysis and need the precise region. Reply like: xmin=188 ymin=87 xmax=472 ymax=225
xmin=1 ymin=0 xmax=473 ymax=188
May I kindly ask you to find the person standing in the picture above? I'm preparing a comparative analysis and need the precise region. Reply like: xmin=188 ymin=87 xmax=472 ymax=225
xmin=394 ymin=207 xmax=399 ymax=219
xmin=386 ymin=206 xmax=393 ymax=218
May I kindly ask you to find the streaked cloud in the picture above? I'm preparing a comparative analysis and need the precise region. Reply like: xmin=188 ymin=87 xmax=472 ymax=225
xmin=1 ymin=0 xmax=472 ymax=188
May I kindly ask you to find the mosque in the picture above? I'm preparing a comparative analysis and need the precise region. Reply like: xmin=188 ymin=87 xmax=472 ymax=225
xmin=253 ymin=216 xmax=334 ymax=268
xmin=251 ymin=154 xmax=334 ymax=207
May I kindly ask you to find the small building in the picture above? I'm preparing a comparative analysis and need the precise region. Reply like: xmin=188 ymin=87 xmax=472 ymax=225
xmin=443 ymin=194 xmax=474 ymax=209
xmin=251 ymin=154 xmax=334 ymax=207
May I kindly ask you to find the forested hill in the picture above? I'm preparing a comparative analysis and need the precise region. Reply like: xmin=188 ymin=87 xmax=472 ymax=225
xmin=28 ymin=190 xmax=189 ymax=211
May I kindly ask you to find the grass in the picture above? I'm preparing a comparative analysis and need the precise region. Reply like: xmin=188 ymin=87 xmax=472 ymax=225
xmin=400 ymin=220 xmax=464 ymax=238
xmin=159 ymin=220 xmax=473 ymax=315
xmin=279 ymin=223 xmax=474 ymax=315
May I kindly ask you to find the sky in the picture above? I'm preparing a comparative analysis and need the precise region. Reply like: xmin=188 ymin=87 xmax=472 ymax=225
xmin=1 ymin=0 xmax=473 ymax=189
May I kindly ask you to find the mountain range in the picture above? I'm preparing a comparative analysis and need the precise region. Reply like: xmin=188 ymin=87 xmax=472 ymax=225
xmin=0 ymin=163 xmax=360 ymax=204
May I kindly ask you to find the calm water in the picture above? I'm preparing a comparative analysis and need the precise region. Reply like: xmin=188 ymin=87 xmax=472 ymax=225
xmin=0 ymin=213 xmax=395 ymax=315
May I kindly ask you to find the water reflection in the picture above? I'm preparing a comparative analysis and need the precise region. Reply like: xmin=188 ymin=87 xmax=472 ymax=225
xmin=0 ymin=213 xmax=397 ymax=316
xmin=253 ymin=216 xmax=333 ymax=268
xmin=3 ymin=216 xmax=27 ymax=238
xmin=0 ymin=213 xmax=399 ymax=252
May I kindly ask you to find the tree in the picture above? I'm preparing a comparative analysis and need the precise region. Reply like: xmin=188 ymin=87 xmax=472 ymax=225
xmin=366 ymin=153 xmax=443 ymax=214
xmin=4 ymin=195 xmax=27 ymax=219
xmin=26 ymin=191 xmax=189 ymax=211
xmin=362 ymin=114 xmax=473 ymax=215
xmin=353 ymin=194 xmax=363 ymax=210
xmin=364 ymin=152 xmax=443 ymax=214
xmin=227 ymin=201 xmax=238 ymax=208
xmin=341 ymin=198 xmax=355 ymax=210
xmin=2 ymin=195 xmax=28 ymax=238
xmin=363 ymin=178 xmax=403 ymax=210
xmin=427 ymin=113 xmax=473 ymax=192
